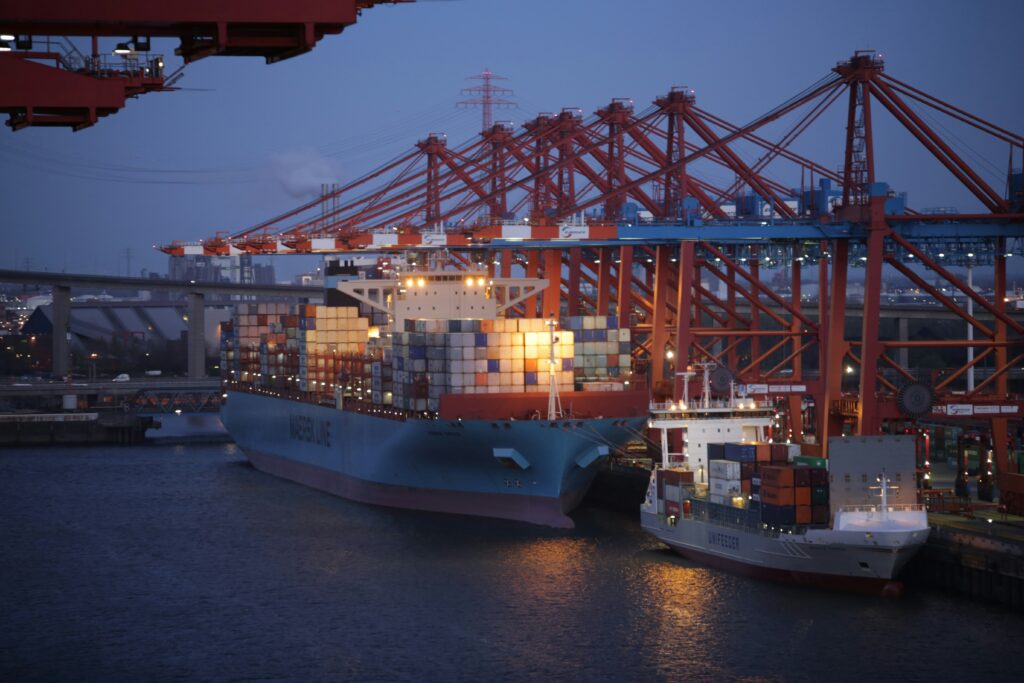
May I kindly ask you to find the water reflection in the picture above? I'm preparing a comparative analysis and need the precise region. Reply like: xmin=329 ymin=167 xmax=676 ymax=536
xmin=631 ymin=553 xmax=718 ymax=675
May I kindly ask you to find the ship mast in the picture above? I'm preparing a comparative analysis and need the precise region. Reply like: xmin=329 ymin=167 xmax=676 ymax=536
xmin=697 ymin=361 xmax=716 ymax=409
xmin=546 ymin=315 xmax=562 ymax=420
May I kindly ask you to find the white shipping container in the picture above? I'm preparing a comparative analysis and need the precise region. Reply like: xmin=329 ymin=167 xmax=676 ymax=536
xmin=709 ymin=459 xmax=741 ymax=480
xmin=709 ymin=478 xmax=742 ymax=495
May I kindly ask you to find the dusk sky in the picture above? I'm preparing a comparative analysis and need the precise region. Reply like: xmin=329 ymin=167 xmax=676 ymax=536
xmin=2 ymin=0 xmax=1022 ymax=281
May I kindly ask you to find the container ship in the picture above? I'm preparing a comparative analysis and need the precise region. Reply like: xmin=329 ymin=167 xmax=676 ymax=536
xmin=219 ymin=261 xmax=648 ymax=527
xmin=640 ymin=425 xmax=932 ymax=595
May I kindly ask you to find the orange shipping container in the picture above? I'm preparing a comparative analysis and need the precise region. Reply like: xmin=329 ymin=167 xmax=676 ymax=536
xmin=525 ymin=359 xmax=538 ymax=372
xmin=795 ymin=486 xmax=811 ymax=507
xmin=795 ymin=505 xmax=812 ymax=525
xmin=476 ymin=372 xmax=488 ymax=386
xmin=760 ymin=485 xmax=795 ymax=506
xmin=760 ymin=465 xmax=795 ymax=487
xmin=741 ymin=479 xmax=752 ymax=495
xmin=755 ymin=443 xmax=772 ymax=463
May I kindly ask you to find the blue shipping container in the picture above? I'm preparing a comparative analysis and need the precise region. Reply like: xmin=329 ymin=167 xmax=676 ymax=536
xmin=725 ymin=443 xmax=757 ymax=463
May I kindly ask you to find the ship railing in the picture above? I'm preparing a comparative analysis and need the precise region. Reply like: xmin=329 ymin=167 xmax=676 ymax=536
xmin=649 ymin=397 xmax=770 ymax=413
xmin=837 ymin=504 xmax=927 ymax=513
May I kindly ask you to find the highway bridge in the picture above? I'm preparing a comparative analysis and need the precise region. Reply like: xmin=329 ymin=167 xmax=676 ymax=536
xmin=0 ymin=269 xmax=323 ymax=380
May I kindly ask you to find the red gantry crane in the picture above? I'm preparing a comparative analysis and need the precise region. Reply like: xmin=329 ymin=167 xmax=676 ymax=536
xmin=0 ymin=1 xmax=413 ymax=130
xmin=161 ymin=52 xmax=1024 ymax=511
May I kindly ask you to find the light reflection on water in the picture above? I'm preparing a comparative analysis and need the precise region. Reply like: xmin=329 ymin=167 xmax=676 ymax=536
xmin=0 ymin=444 xmax=1019 ymax=682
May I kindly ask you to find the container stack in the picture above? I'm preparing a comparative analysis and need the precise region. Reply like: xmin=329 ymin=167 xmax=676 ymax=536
xmin=226 ymin=303 xmax=372 ymax=394
xmin=708 ymin=459 xmax=742 ymax=506
xmin=369 ymin=360 xmax=393 ymax=406
xmin=560 ymin=315 xmax=631 ymax=384
xmin=219 ymin=320 xmax=237 ymax=380
xmin=294 ymin=305 xmax=368 ymax=392
xmin=703 ymin=441 xmax=808 ymax=512
xmin=656 ymin=468 xmax=696 ymax=518
xmin=758 ymin=463 xmax=829 ymax=527
xmin=389 ymin=317 xmax=575 ymax=413
xmin=233 ymin=303 xmax=286 ymax=386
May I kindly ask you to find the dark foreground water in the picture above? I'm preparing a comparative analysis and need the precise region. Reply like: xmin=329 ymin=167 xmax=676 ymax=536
xmin=1 ymin=444 xmax=1020 ymax=682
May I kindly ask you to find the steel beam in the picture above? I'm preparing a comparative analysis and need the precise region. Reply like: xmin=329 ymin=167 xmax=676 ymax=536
xmin=567 ymin=248 xmax=582 ymax=316
xmin=674 ymin=242 xmax=695 ymax=400
xmin=542 ymin=250 xmax=561 ymax=320
xmin=616 ymin=246 xmax=634 ymax=324
xmin=650 ymin=245 xmax=671 ymax=387
xmin=820 ymin=240 xmax=849 ymax=456
xmin=857 ymin=197 xmax=888 ymax=435
xmin=596 ymin=247 xmax=612 ymax=315
xmin=524 ymin=251 xmax=540 ymax=317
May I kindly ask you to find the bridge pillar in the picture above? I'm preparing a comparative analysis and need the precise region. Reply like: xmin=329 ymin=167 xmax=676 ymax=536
xmin=51 ymin=285 xmax=71 ymax=378
xmin=187 ymin=292 xmax=206 ymax=379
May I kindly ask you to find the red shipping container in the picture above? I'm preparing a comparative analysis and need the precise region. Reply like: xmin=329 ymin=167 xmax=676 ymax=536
xmin=760 ymin=465 xmax=795 ymax=487
xmin=755 ymin=443 xmax=772 ymax=463
xmin=810 ymin=468 xmax=829 ymax=486
xmin=812 ymin=505 xmax=829 ymax=525
xmin=793 ymin=468 xmax=811 ymax=487
xmin=770 ymin=443 xmax=789 ymax=463
xmin=740 ymin=462 xmax=756 ymax=480
xmin=801 ymin=442 xmax=824 ymax=458
xmin=741 ymin=479 xmax=752 ymax=495
xmin=761 ymin=485 xmax=795 ymax=506
xmin=795 ymin=505 xmax=812 ymax=525
xmin=795 ymin=486 xmax=811 ymax=506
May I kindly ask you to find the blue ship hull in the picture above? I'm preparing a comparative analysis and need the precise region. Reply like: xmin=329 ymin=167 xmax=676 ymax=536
xmin=222 ymin=391 xmax=646 ymax=527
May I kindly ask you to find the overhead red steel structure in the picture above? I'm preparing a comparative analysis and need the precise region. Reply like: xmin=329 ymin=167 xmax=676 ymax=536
xmin=0 ymin=1 xmax=412 ymax=129
xmin=160 ymin=52 xmax=1024 ymax=508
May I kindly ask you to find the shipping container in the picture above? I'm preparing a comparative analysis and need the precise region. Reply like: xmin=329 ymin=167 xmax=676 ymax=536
xmin=795 ymin=486 xmax=811 ymax=507
xmin=795 ymin=505 xmax=812 ymax=525
xmin=724 ymin=442 xmax=757 ymax=463
xmin=710 ymin=478 xmax=742 ymax=495
xmin=793 ymin=454 xmax=827 ymax=469
xmin=811 ymin=504 xmax=829 ymax=525
xmin=709 ymin=459 xmax=741 ymax=480
xmin=760 ymin=485 xmax=796 ymax=506
xmin=793 ymin=468 xmax=811 ymax=487
xmin=760 ymin=465 xmax=795 ymax=487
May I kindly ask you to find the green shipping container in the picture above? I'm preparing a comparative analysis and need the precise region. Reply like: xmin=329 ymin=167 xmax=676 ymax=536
xmin=793 ymin=455 xmax=827 ymax=469
xmin=811 ymin=485 xmax=829 ymax=505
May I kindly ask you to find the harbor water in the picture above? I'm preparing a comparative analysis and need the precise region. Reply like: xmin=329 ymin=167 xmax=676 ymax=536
xmin=1 ymin=443 xmax=1019 ymax=682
